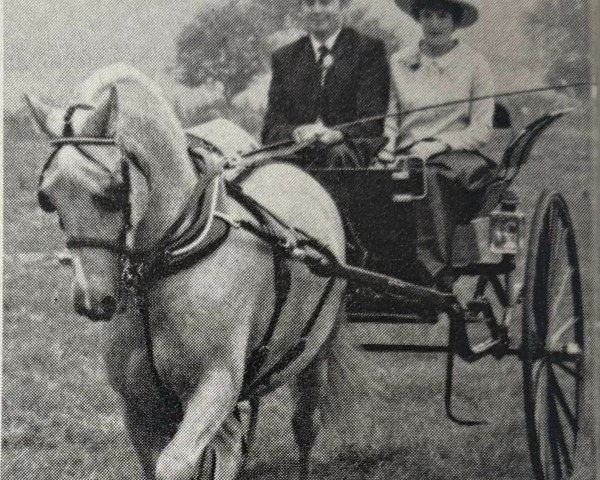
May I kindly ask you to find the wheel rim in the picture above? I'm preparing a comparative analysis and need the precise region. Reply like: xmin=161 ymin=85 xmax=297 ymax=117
xmin=522 ymin=193 xmax=584 ymax=480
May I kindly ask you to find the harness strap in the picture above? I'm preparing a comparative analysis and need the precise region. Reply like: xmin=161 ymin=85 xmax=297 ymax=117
xmin=226 ymin=181 xmax=305 ymax=241
xmin=242 ymin=249 xmax=292 ymax=391
xmin=243 ymin=275 xmax=336 ymax=399
xmin=224 ymin=183 xmax=340 ymax=398
xmin=265 ymin=252 xmax=292 ymax=344
xmin=66 ymin=238 xmax=129 ymax=254
xmin=137 ymin=286 xmax=183 ymax=436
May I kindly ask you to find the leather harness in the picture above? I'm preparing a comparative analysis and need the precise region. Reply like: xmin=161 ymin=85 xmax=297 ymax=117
xmin=41 ymin=111 xmax=337 ymax=432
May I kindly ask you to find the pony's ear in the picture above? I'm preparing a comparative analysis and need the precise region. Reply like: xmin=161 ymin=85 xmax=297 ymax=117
xmin=24 ymin=95 xmax=57 ymax=137
xmin=84 ymin=87 xmax=119 ymax=137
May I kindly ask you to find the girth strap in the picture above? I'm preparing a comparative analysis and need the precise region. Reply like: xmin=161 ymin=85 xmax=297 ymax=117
xmin=242 ymin=275 xmax=336 ymax=399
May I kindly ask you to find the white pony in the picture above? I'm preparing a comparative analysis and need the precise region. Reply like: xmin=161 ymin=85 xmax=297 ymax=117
xmin=26 ymin=64 xmax=352 ymax=480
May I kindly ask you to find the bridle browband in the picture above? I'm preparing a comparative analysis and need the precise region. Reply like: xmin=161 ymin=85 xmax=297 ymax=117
xmin=50 ymin=137 xmax=116 ymax=146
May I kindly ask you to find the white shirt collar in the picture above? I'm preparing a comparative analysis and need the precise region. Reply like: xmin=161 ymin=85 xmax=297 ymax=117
xmin=397 ymin=40 xmax=464 ymax=73
xmin=309 ymin=28 xmax=342 ymax=60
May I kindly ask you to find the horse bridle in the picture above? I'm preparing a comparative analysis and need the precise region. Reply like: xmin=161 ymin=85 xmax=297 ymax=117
xmin=41 ymin=122 xmax=133 ymax=257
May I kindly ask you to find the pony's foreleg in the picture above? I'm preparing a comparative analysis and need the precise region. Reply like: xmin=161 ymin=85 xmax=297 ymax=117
xmin=290 ymin=354 xmax=327 ymax=480
xmin=154 ymin=368 xmax=241 ymax=480
xmin=124 ymin=403 xmax=171 ymax=480
xmin=205 ymin=410 xmax=246 ymax=480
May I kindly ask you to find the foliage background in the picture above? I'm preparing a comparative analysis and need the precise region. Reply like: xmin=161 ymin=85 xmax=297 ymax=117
xmin=2 ymin=0 xmax=596 ymax=479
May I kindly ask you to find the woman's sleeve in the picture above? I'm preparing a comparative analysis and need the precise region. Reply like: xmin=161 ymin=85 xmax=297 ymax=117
xmin=435 ymin=56 xmax=495 ymax=151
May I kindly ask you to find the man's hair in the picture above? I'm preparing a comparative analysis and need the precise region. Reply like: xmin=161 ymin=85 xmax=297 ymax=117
xmin=299 ymin=0 xmax=352 ymax=8
xmin=412 ymin=0 xmax=463 ymax=25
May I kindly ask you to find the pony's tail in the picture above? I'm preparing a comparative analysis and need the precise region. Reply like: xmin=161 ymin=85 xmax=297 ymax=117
xmin=319 ymin=310 xmax=393 ymax=436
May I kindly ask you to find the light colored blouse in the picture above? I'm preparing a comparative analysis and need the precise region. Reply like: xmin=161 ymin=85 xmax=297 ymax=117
xmin=382 ymin=40 xmax=495 ymax=154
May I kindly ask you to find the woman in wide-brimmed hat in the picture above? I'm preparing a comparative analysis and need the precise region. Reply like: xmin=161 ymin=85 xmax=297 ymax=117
xmin=378 ymin=0 xmax=496 ymax=282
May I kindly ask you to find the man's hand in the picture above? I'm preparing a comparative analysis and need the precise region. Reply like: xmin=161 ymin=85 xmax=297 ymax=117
xmin=293 ymin=122 xmax=344 ymax=146
xmin=409 ymin=140 xmax=449 ymax=160
xmin=293 ymin=124 xmax=322 ymax=144
xmin=373 ymin=148 xmax=398 ymax=169
xmin=316 ymin=126 xmax=344 ymax=145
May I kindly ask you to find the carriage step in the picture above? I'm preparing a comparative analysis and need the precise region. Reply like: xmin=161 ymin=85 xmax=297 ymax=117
xmin=348 ymin=312 xmax=438 ymax=324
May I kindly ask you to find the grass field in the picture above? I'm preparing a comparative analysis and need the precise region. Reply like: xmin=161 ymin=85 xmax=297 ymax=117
xmin=2 ymin=101 xmax=597 ymax=480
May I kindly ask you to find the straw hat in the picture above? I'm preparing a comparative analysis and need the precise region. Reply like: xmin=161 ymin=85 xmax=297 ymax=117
xmin=395 ymin=0 xmax=479 ymax=29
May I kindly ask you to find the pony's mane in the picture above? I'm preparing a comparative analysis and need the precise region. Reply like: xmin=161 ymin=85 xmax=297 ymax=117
xmin=77 ymin=63 xmax=182 ymax=134
xmin=74 ymin=63 xmax=191 ymax=188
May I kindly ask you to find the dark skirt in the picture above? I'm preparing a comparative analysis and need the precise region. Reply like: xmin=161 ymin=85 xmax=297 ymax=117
xmin=415 ymin=151 xmax=496 ymax=278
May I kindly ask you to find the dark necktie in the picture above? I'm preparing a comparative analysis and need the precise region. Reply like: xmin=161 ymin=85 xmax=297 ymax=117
xmin=318 ymin=45 xmax=330 ymax=66
xmin=317 ymin=46 xmax=331 ymax=121
xmin=318 ymin=46 xmax=332 ymax=83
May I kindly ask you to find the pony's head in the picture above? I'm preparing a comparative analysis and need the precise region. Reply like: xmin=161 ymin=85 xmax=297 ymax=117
xmin=27 ymin=89 xmax=131 ymax=321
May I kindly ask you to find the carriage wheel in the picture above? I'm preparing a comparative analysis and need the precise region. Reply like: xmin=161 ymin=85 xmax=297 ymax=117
xmin=522 ymin=191 xmax=585 ymax=480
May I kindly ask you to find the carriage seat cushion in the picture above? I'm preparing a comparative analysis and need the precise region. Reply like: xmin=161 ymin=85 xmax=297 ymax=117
xmin=185 ymin=119 xmax=259 ymax=157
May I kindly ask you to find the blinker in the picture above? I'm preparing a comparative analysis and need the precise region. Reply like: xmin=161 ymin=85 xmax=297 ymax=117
xmin=38 ymin=190 xmax=56 ymax=213
xmin=92 ymin=183 xmax=127 ymax=213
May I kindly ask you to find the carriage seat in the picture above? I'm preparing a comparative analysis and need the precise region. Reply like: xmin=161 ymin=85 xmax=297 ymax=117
xmin=185 ymin=118 xmax=259 ymax=167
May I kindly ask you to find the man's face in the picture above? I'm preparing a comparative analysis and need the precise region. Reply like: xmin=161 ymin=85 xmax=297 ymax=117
xmin=300 ymin=0 xmax=345 ymax=38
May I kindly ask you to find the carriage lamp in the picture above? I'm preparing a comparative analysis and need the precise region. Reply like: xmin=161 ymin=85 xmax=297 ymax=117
xmin=489 ymin=209 xmax=525 ymax=255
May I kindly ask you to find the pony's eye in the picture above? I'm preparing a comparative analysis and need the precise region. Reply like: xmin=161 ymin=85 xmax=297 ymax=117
xmin=38 ymin=191 xmax=57 ymax=213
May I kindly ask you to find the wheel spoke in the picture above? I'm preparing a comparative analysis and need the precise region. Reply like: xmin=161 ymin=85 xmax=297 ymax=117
xmin=553 ymin=361 xmax=582 ymax=380
xmin=549 ymin=316 xmax=578 ymax=348
xmin=549 ymin=367 xmax=578 ymax=433
xmin=549 ymin=390 xmax=575 ymax=475
xmin=549 ymin=269 xmax=573 ymax=324
xmin=547 ymin=381 xmax=563 ymax=479
xmin=548 ymin=226 xmax=567 ymax=284
xmin=532 ymin=360 xmax=546 ymax=396
xmin=555 ymin=421 xmax=574 ymax=475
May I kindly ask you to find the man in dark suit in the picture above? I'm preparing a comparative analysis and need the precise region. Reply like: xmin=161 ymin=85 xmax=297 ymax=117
xmin=262 ymin=0 xmax=391 ymax=168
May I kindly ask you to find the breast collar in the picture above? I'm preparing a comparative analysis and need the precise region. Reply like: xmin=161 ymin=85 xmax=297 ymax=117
xmin=140 ymin=173 xmax=231 ymax=280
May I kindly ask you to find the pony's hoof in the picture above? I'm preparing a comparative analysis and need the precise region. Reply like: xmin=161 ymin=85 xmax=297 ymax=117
xmin=155 ymin=455 xmax=196 ymax=480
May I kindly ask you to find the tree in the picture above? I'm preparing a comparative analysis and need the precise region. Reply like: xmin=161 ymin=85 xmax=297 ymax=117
xmin=174 ymin=0 xmax=401 ymax=102
xmin=525 ymin=0 xmax=591 ymax=95
xmin=175 ymin=1 xmax=289 ymax=101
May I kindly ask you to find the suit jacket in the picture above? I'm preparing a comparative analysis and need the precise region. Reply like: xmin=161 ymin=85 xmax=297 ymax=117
xmin=261 ymin=28 xmax=391 ymax=145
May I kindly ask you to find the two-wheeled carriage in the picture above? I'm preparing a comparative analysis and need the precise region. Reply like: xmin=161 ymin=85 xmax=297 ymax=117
xmin=295 ymin=105 xmax=585 ymax=480
xmin=28 ymin=65 xmax=590 ymax=480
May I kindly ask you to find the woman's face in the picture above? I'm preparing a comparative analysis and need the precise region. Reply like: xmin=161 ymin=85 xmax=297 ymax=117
xmin=418 ymin=8 xmax=456 ymax=46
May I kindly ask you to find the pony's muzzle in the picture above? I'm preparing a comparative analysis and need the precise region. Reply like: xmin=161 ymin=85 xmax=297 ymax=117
xmin=70 ymin=249 xmax=122 ymax=321
xmin=74 ymin=286 xmax=118 ymax=322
